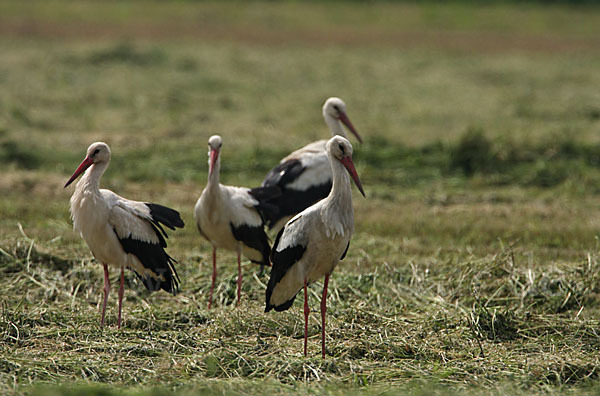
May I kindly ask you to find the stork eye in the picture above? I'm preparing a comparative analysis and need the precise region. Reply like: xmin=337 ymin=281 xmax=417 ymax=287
xmin=93 ymin=149 xmax=100 ymax=156
xmin=333 ymin=105 xmax=340 ymax=112
xmin=338 ymin=143 xmax=344 ymax=154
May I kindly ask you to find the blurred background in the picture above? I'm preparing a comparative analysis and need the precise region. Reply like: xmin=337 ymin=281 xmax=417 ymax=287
xmin=2 ymin=0 xmax=600 ymax=253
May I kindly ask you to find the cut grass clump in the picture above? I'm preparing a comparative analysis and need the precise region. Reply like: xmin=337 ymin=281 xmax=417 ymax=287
xmin=524 ymin=273 xmax=590 ymax=314
xmin=543 ymin=362 xmax=599 ymax=386
xmin=0 ymin=240 xmax=76 ymax=274
xmin=358 ymin=137 xmax=447 ymax=186
xmin=0 ymin=137 xmax=78 ymax=172
xmin=447 ymin=129 xmax=600 ymax=188
xmin=450 ymin=127 xmax=493 ymax=176
xmin=83 ymin=43 xmax=167 ymax=66
xmin=0 ymin=140 xmax=43 ymax=170
xmin=468 ymin=303 xmax=520 ymax=342
xmin=353 ymin=131 xmax=600 ymax=190
xmin=522 ymin=159 xmax=572 ymax=188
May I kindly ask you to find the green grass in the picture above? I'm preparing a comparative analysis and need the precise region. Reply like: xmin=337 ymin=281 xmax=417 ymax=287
xmin=2 ymin=1 xmax=600 ymax=395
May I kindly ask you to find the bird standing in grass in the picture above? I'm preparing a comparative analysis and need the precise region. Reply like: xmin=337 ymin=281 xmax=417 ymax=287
xmin=265 ymin=136 xmax=365 ymax=358
xmin=259 ymin=97 xmax=363 ymax=231
xmin=194 ymin=135 xmax=273 ymax=308
xmin=64 ymin=142 xmax=184 ymax=329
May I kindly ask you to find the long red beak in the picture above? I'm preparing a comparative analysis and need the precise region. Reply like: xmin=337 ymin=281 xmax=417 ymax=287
xmin=340 ymin=156 xmax=365 ymax=197
xmin=338 ymin=112 xmax=363 ymax=144
xmin=64 ymin=156 xmax=94 ymax=188
xmin=209 ymin=148 xmax=219 ymax=177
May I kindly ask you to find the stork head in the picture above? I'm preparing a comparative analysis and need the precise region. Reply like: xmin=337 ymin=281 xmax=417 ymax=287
xmin=207 ymin=135 xmax=222 ymax=177
xmin=327 ymin=136 xmax=365 ymax=197
xmin=322 ymin=97 xmax=362 ymax=144
xmin=64 ymin=142 xmax=111 ymax=188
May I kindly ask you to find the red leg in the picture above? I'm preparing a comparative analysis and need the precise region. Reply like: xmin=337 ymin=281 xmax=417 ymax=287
xmin=304 ymin=278 xmax=309 ymax=357
xmin=321 ymin=273 xmax=330 ymax=359
xmin=236 ymin=250 xmax=242 ymax=306
xmin=101 ymin=264 xmax=110 ymax=329
xmin=117 ymin=266 xmax=124 ymax=329
xmin=208 ymin=247 xmax=217 ymax=309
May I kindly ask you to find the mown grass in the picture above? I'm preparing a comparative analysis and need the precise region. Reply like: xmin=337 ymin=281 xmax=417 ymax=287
xmin=2 ymin=1 xmax=600 ymax=395
xmin=2 ymin=231 xmax=600 ymax=395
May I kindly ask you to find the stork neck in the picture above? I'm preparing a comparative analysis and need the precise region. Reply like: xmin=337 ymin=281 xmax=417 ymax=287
xmin=207 ymin=156 xmax=221 ymax=188
xmin=328 ymin=158 xmax=352 ymax=204
xmin=324 ymin=114 xmax=347 ymax=139
xmin=77 ymin=161 xmax=108 ymax=192
xmin=320 ymin=155 xmax=354 ymax=238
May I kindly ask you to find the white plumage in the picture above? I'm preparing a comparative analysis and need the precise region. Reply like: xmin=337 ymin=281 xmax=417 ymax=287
xmin=260 ymin=97 xmax=363 ymax=231
xmin=265 ymin=135 xmax=365 ymax=358
xmin=65 ymin=142 xmax=184 ymax=328
xmin=72 ymin=190 xmax=155 ymax=274
xmin=194 ymin=135 xmax=271 ymax=308
xmin=283 ymin=148 xmax=331 ymax=191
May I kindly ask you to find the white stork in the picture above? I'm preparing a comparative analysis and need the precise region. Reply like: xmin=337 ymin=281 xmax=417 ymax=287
xmin=64 ymin=142 xmax=184 ymax=329
xmin=260 ymin=97 xmax=362 ymax=231
xmin=194 ymin=135 xmax=273 ymax=308
xmin=265 ymin=135 xmax=365 ymax=358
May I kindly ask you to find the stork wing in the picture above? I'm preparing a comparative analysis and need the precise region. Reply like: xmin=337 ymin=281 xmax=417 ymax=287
xmin=227 ymin=186 xmax=274 ymax=226
xmin=229 ymin=222 xmax=271 ymax=266
xmin=273 ymin=214 xmax=310 ymax=253
xmin=110 ymin=200 xmax=161 ymax=245
xmin=248 ymin=185 xmax=281 ymax=226
xmin=258 ymin=152 xmax=331 ymax=230
xmin=265 ymin=139 xmax=328 ymax=188
xmin=280 ymin=140 xmax=327 ymax=163
xmin=261 ymin=159 xmax=306 ymax=189
xmin=224 ymin=186 xmax=257 ymax=208
xmin=265 ymin=214 xmax=309 ymax=312
xmin=107 ymin=197 xmax=182 ymax=294
xmin=110 ymin=198 xmax=185 ymax=244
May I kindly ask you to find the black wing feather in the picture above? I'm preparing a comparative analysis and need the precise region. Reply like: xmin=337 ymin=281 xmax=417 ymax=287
xmin=261 ymin=159 xmax=306 ymax=188
xmin=340 ymin=241 xmax=350 ymax=260
xmin=249 ymin=185 xmax=282 ymax=202
xmin=230 ymin=223 xmax=271 ymax=266
xmin=114 ymin=203 xmax=184 ymax=295
xmin=265 ymin=226 xmax=307 ymax=312
xmin=248 ymin=186 xmax=281 ymax=225
xmin=116 ymin=231 xmax=180 ymax=294
xmin=258 ymin=159 xmax=332 ymax=229
xmin=146 ymin=203 xmax=185 ymax=230
xmin=256 ymin=183 xmax=332 ymax=230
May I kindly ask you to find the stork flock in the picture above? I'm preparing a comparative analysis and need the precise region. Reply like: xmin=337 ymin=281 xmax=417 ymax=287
xmin=64 ymin=97 xmax=364 ymax=358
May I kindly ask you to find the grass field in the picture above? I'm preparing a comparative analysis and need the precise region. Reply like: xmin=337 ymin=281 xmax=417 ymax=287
xmin=2 ymin=1 xmax=600 ymax=395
